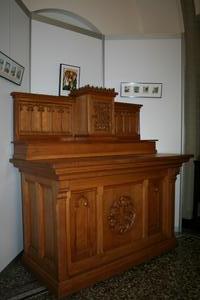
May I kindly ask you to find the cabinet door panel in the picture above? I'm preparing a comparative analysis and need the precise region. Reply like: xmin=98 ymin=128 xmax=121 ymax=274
xmin=70 ymin=189 xmax=97 ymax=263
xmin=148 ymin=178 xmax=163 ymax=236
xmin=103 ymin=182 xmax=143 ymax=252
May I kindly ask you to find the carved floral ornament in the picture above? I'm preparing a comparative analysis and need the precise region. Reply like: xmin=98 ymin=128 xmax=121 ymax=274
xmin=108 ymin=195 xmax=136 ymax=234
xmin=75 ymin=195 xmax=89 ymax=208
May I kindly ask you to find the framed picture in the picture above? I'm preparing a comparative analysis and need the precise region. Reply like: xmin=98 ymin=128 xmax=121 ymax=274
xmin=59 ymin=63 xmax=80 ymax=96
xmin=0 ymin=50 xmax=24 ymax=85
xmin=120 ymin=82 xmax=162 ymax=98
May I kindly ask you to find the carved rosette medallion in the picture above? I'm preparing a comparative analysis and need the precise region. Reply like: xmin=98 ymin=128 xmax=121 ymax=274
xmin=108 ymin=196 xmax=136 ymax=234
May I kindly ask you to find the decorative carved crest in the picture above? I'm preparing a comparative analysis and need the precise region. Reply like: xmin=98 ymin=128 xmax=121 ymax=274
xmin=108 ymin=195 xmax=136 ymax=234
xmin=70 ymin=85 xmax=118 ymax=97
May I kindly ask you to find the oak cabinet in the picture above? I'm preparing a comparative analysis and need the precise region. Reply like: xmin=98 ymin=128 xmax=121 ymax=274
xmin=10 ymin=86 xmax=192 ymax=298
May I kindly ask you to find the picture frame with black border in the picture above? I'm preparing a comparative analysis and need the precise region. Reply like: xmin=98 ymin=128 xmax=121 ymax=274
xmin=59 ymin=63 xmax=80 ymax=96
xmin=120 ymin=82 xmax=162 ymax=98
xmin=0 ymin=50 xmax=24 ymax=85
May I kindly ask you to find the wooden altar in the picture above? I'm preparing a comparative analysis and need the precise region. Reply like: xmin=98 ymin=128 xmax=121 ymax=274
xmin=10 ymin=86 xmax=191 ymax=298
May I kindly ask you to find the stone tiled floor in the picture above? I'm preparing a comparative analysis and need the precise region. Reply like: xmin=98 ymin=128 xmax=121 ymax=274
xmin=0 ymin=234 xmax=200 ymax=300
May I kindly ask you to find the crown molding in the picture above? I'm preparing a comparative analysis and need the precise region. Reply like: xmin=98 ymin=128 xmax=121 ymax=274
xmin=15 ymin=0 xmax=31 ymax=17
xmin=31 ymin=13 xmax=103 ymax=40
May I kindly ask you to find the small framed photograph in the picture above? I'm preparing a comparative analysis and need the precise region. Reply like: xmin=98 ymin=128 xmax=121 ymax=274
xmin=0 ymin=50 xmax=24 ymax=85
xmin=59 ymin=63 xmax=80 ymax=96
xmin=120 ymin=82 xmax=162 ymax=98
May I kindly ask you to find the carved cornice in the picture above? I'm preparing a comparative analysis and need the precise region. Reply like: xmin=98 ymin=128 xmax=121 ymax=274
xmin=69 ymin=85 xmax=118 ymax=97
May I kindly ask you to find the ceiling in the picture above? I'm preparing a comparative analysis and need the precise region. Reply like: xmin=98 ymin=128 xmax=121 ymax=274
xmin=21 ymin=0 xmax=185 ymax=37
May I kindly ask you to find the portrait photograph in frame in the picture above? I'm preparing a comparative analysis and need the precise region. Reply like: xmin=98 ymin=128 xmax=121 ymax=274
xmin=0 ymin=50 xmax=24 ymax=85
xmin=59 ymin=63 xmax=80 ymax=96
xmin=120 ymin=82 xmax=162 ymax=98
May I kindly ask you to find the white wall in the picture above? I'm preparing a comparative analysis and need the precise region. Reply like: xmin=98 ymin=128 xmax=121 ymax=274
xmin=0 ymin=0 xmax=30 ymax=272
xmin=194 ymin=0 xmax=200 ymax=15
xmin=31 ymin=20 xmax=103 ymax=94
xmin=105 ymin=38 xmax=182 ymax=230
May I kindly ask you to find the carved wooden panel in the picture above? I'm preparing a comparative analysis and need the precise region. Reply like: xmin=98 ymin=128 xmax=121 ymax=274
xmin=18 ymin=102 xmax=73 ymax=137
xmin=92 ymin=101 xmax=112 ymax=132
xmin=114 ymin=102 xmax=141 ymax=139
xmin=26 ymin=180 xmax=39 ymax=257
xmin=90 ymin=99 xmax=113 ymax=135
xmin=41 ymin=184 xmax=56 ymax=270
xmin=74 ymin=96 xmax=89 ymax=135
xmin=22 ymin=175 xmax=56 ymax=272
xmin=73 ymin=89 xmax=115 ymax=137
xmin=148 ymin=178 xmax=163 ymax=236
xmin=12 ymin=92 xmax=75 ymax=141
xmin=103 ymin=182 xmax=143 ymax=252
xmin=69 ymin=189 xmax=97 ymax=263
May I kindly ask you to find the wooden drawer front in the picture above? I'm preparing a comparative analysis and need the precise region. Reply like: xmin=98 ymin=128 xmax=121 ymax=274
xmin=69 ymin=189 xmax=97 ymax=263
xmin=103 ymin=182 xmax=143 ymax=252
xmin=148 ymin=178 xmax=163 ymax=236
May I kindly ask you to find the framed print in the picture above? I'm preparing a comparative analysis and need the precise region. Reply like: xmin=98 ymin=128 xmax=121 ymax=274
xmin=120 ymin=82 xmax=162 ymax=98
xmin=59 ymin=63 xmax=80 ymax=96
xmin=0 ymin=51 xmax=24 ymax=85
